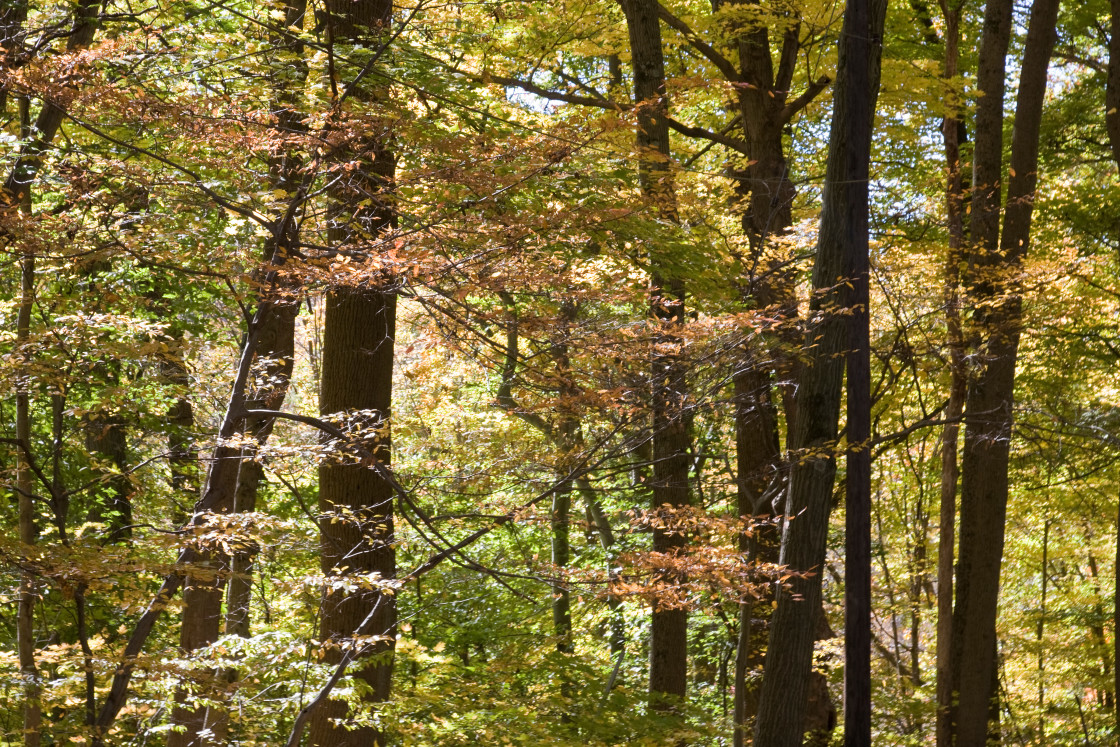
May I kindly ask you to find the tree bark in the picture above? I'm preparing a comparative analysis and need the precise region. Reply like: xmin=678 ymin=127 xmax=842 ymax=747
xmin=722 ymin=5 xmax=835 ymax=739
xmin=842 ymin=0 xmax=878 ymax=737
xmin=225 ymin=0 xmax=309 ymax=644
xmin=168 ymin=10 xmax=307 ymax=741
xmin=309 ymin=2 xmax=398 ymax=743
xmin=310 ymin=286 xmax=397 ymax=746
xmin=935 ymin=6 xmax=967 ymax=745
xmin=1107 ymin=0 xmax=1120 ymax=167
xmin=950 ymin=0 xmax=1060 ymax=741
xmin=752 ymin=0 xmax=886 ymax=742
xmin=4 ymin=7 xmax=100 ymax=739
xmin=16 ymin=190 xmax=41 ymax=747
xmin=617 ymin=0 xmax=691 ymax=710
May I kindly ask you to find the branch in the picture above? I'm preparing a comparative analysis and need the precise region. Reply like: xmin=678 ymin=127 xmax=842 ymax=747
xmin=665 ymin=117 xmax=750 ymax=154
xmin=774 ymin=21 xmax=802 ymax=96
xmin=485 ymin=71 xmax=618 ymax=110
xmin=778 ymin=75 xmax=831 ymax=123
xmin=656 ymin=4 xmax=742 ymax=83
xmin=283 ymin=597 xmax=388 ymax=747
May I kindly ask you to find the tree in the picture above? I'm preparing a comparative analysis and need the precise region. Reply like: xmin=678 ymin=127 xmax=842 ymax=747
xmin=308 ymin=0 xmax=400 ymax=742
xmin=949 ymin=0 xmax=1060 ymax=740
xmin=752 ymin=0 xmax=886 ymax=742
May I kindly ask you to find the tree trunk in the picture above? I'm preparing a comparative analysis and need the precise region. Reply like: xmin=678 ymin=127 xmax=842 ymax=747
xmin=1107 ymin=0 xmax=1120 ymax=168
xmin=950 ymin=0 xmax=1060 ymax=741
xmin=724 ymin=6 xmax=835 ymax=740
xmin=225 ymin=0 xmax=309 ymax=645
xmin=617 ymin=0 xmax=691 ymax=710
xmin=168 ymin=3 xmax=309 ymax=742
xmin=935 ymin=8 xmax=967 ymax=744
xmin=309 ymin=3 xmax=398 ymax=743
xmin=842 ymin=0 xmax=878 ymax=734
xmin=5 ymin=8 xmax=101 ymax=735
xmin=552 ymin=301 xmax=579 ymax=657
xmin=752 ymin=0 xmax=886 ymax=741
xmin=310 ymin=286 xmax=397 ymax=746
xmin=1115 ymin=495 xmax=1120 ymax=739
xmin=16 ymin=199 xmax=41 ymax=747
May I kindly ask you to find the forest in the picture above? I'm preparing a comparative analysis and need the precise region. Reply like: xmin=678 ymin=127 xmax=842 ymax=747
xmin=0 ymin=0 xmax=1117 ymax=743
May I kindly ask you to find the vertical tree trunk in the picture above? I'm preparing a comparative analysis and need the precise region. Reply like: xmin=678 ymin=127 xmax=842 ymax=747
xmin=225 ymin=0 xmax=309 ymax=644
xmin=309 ymin=2 xmax=398 ymax=743
xmin=552 ymin=301 xmax=579 ymax=656
xmin=16 ymin=198 xmax=42 ymax=747
xmin=724 ymin=7 xmax=836 ymax=740
xmin=1036 ymin=521 xmax=1050 ymax=742
xmin=3 ymin=7 xmax=99 ymax=745
xmin=169 ymin=4 xmax=309 ymax=742
xmin=935 ymin=7 xmax=967 ymax=743
xmin=752 ymin=0 xmax=886 ymax=741
xmin=310 ymin=286 xmax=397 ymax=746
xmin=1104 ymin=10 xmax=1120 ymax=737
xmin=1115 ymin=496 xmax=1120 ymax=739
xmin=617 ymin=0 xmax=691 ymax=709
xmin=1107 ymin=0 xmax=1120 ymax=168
xmin=843 ymin=0 xmax=876 ymax=727
xmin=949 ymin=0 xmax=1060 ymax=741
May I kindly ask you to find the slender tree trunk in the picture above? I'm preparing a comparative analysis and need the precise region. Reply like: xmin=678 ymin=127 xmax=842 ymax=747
xmin=16 ymin=192 xmax=41 ymax=747
xmin=753 ymin=0 xmax=886 ymax=741
xmin=1036 ymin=521 xmax=1049 ymax=743
xmin=1085 ymin=547 xmax=1113 ymax=709
xmin=616 ymin=0 xmax=691 ymax=711
xmin=165 ymin=354 xmax=198 ymax=506
xmin=3 ymin=8 xmax=99 ymax=744
xmin=552 ymin=302 xmax=578 ymax=656
xmin=84 ymin=374 xmax=132 ymax=542
xmin=309 ymin=3 xmax=398 ymax=743
xmin=1115 ymin=495 xmax=1120 ymax=739
xmin=949 ymin=0 xmax=1060 ymax=741
xmin=935 ymin=5 xmax=967 ymax=746
xmin=168 ymin=4 xmax=309 ymax=741
xmin=225 ymin=0 xmax=309 ymax=644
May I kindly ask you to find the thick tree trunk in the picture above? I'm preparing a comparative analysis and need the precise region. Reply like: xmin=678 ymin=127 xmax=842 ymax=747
xmin=842 ymin=0 xmax=877 ymax=736
xmin=752 ymin=0 xmax=885 ymax=742
xmin=950 ymin=0 xmax=1060 ymax=742
xmin=310 ymin=287 xmax=397 ymax=747
xmin=1105 ymin=10 xmax=1120 ymax=738
xmin=1107 ymin=0 xmax=1120 ymax=167
xmin=309 ymin=3 xmax=398 ymax=743
xmin=723 ymin=7 xmax=838 ymax=740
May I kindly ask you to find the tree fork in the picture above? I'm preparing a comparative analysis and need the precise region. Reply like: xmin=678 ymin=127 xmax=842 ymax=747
xmin=950 ymin=0 xmax=1060 ymax=740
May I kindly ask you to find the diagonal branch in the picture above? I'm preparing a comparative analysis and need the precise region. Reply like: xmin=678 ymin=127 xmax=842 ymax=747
xmin=778 ymin=74 xmax=832 ymax=123
xmin=656 ymin=3 xmax=742 ymax=83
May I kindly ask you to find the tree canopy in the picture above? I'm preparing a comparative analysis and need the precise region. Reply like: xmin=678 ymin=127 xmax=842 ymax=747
xmin=1 ymin=0 xmax=1119 ymax=744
